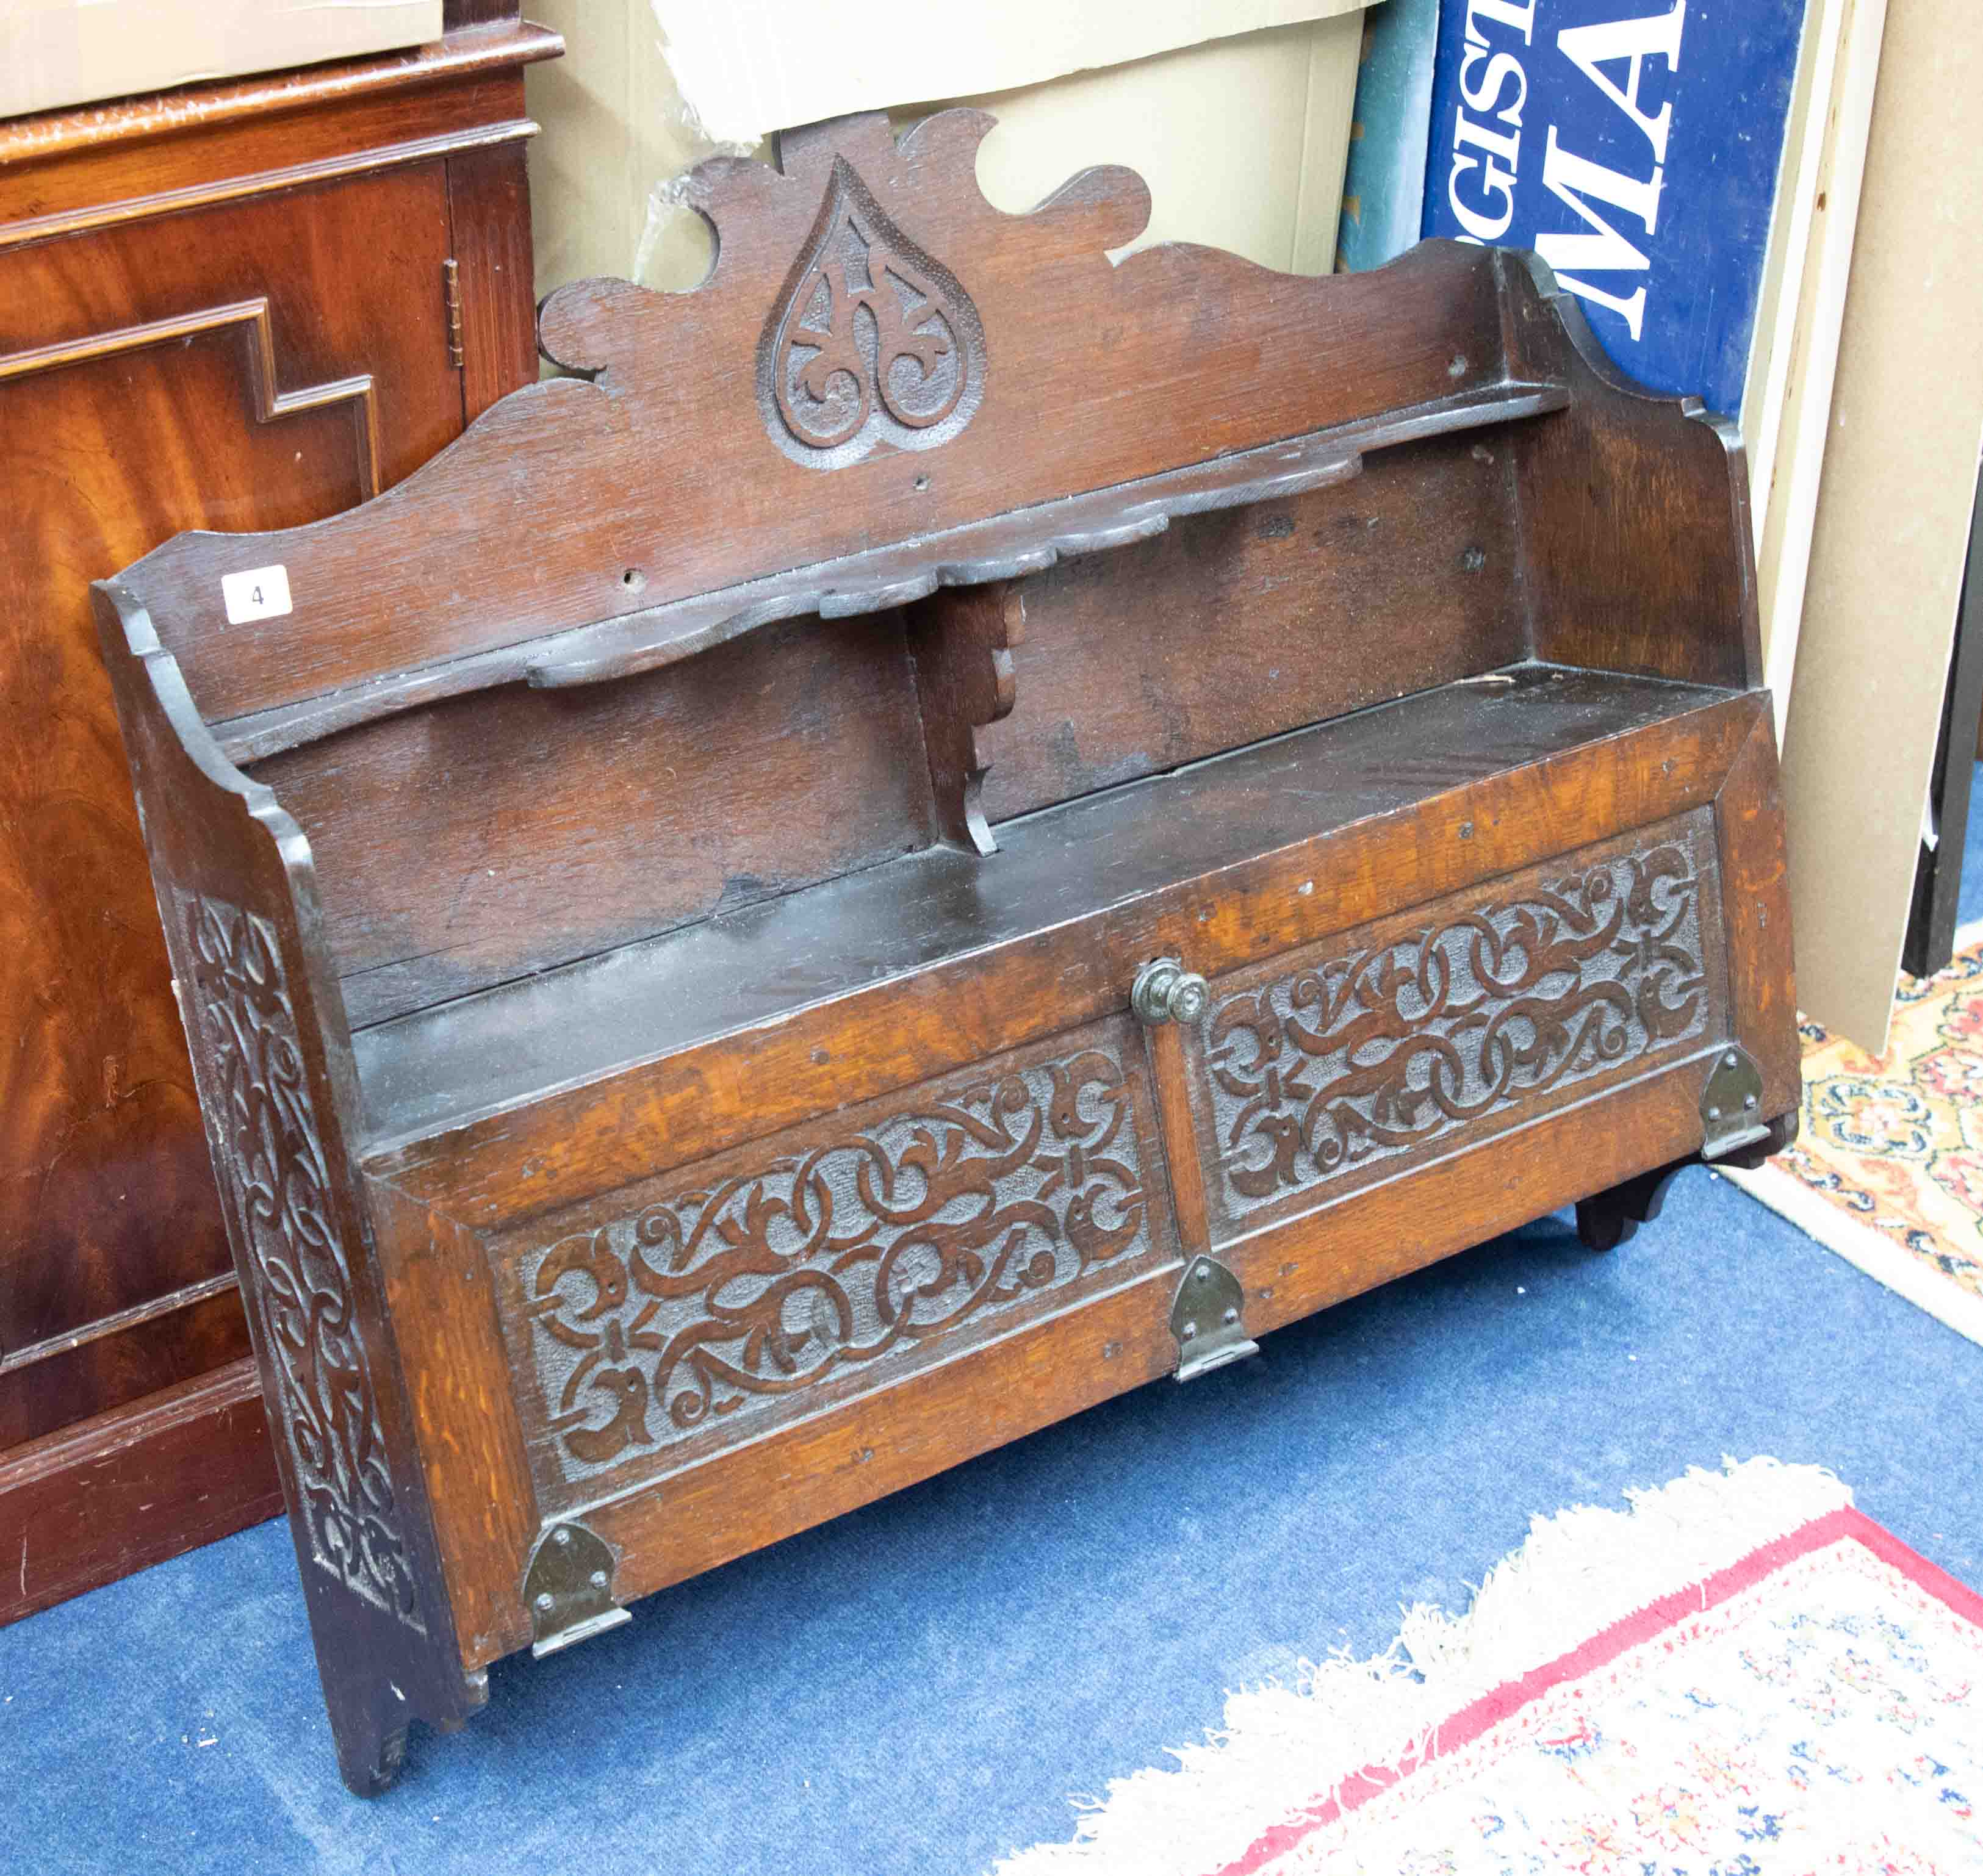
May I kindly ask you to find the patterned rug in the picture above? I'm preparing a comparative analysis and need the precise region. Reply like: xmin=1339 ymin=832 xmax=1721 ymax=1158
xmin=995 ymin=1461 xmax=1983 ymax=1874
xmin=1727 ymin=920 xmax=1983 ymax=1347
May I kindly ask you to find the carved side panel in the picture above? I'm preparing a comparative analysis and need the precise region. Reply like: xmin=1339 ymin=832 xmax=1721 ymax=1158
xmin=1186 ymin=810 xmax=1730 ymax=1240
xmin=173 ymin=889 xmax=423 ymax=1632
xmin=494 ymin=1018 xmax=1176 ymax=1509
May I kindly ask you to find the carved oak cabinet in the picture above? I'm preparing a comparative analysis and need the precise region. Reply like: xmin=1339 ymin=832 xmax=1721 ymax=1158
xmin=94 ymin=113 xmax=1798 ymax=1792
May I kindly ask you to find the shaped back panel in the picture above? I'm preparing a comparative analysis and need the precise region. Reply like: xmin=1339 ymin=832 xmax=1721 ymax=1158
xmin=115 ymin=111 xmax=1548 ymax=730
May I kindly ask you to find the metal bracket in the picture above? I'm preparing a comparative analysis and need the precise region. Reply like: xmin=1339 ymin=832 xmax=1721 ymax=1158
xmin=1169 ymin=1255 xmax=1259 ymax=1381
xmin=1699 ymin=1044 xmax=1769 ymax=1162
xmin=524 ymin=1522 xmax=632 ymax=1660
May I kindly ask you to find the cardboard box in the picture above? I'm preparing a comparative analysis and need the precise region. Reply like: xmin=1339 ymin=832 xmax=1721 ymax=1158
xmin=525 ymin=2 xmax=1372 ymax=298
xmin=0 ymin=1 xmax=442 ymax=120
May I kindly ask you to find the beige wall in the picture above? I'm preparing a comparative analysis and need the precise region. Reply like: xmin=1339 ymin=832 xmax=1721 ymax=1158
xmin=522 ymin=5 xmax=1365 ymax=300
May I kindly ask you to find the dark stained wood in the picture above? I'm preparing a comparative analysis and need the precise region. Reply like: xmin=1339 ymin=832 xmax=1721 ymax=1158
xmin=118 ymin=125 xmax=1557 ymax=735
xmin=0 ymin=25 xmax=561 ymax=248
xmin=904 ymin=581 xmax=1025 ymax=853
xmin=0 ymin=1278 xmax=247 ymax=1451
xmin=361 ymin=681 xmax=1765 ymax=1198
xmin=250 ymin=611 xmax=937 ymax=1025
xmin=1713 ymin=708 xmax=1802 ymax=1121
xmin=979 ymin=434 xmax=1530 ymax=819
xmin=0 ymin=24 xmax=557 ymax=1626
xmin=445 ymin=138 xmax=541 ymax=423
xmin=92 ymin=111 xmax=1799 ymax=1792
xmin=1508 ymin=262 xmax=1762 ymax=694
xmin=1576 ymin=1158 xmax=1690 ymax=1252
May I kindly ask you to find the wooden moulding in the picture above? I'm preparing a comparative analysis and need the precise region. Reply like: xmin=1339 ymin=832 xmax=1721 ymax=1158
xmin=0 ymin=23 xmax=562 ymax=248
xmin=0 ymin=1358 xmax=278 ymax=1626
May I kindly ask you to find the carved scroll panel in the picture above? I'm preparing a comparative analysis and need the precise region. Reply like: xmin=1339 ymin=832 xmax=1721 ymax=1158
xmin=495 ymin=1018 xmax=1177 ymax=1508
xmin=1184 ymin=810 xmax=1730 ymax=1240
xmin=173 ymin=891 xmax=423 ymax=1631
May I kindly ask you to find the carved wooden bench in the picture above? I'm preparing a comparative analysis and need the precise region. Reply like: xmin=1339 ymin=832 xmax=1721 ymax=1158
xmin=94 ymin=111 xmax=1798 ymax=1792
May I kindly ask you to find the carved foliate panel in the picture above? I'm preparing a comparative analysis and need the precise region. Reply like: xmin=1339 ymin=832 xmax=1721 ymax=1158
xmin=173 ymin=889 xmax=423 ymax=1633
xmin=1186 ymin=811 xmax=1729 ymax=1237
xmin=497 ymin=1019 xmax=1175 ymax=1503
xmin=758 ymin=154 xmax=985 ymax=469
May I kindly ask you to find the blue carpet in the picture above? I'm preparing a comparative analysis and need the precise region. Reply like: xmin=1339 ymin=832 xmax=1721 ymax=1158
xmin=1961 ymin=760 xmax=1983 ymax=932
xmin=5 ymin=768 xmax=1981 ymax=1876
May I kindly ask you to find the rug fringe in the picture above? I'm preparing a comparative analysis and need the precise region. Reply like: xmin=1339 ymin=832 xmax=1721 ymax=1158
xmin=990 ymin=1457 xmax=1851 ymax=1876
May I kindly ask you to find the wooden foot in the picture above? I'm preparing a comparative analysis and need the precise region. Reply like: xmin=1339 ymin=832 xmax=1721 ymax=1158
xmin=1574 ymin=1111 xmax=1799 ymax=1252
xmin=334 ymin=1715 xmax=411 ymax=1798
xmin=1575 ymin=1157 xmax=1688 ymax=1252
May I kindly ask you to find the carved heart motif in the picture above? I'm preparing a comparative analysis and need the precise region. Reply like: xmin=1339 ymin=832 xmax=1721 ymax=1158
xmin=757 ymin=156 xmax=985 ymax=469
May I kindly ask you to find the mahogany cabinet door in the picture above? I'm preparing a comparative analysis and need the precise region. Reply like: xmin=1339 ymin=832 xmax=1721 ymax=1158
xmin=0 ymin=162 xmax=464 ymax=1451
xmin=1167 ymin=808 xmax=1736 ymax=1251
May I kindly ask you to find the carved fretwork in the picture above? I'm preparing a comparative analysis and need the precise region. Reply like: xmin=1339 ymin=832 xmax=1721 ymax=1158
xmin=174 ymin=889 xmax=422 ymax=1631
xmin=757 ymin=153 xmax=984 ymax=469
xmin=904 ymin=580 xmax=1026 ymax=854
xmin=1201 ymin=836 xmax=1715 ymax=1212
xmin=523 ymin=1044 xmax=1153 ymax=1482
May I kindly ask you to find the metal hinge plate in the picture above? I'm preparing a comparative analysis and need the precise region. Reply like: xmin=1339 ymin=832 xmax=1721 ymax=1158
xmin=442 ymin=257 xmax=464 ymax=370
xmin=1700 ymin=1044 xmax=1769 ymax=1161
xmin=1169 ymin=1254 xmax=1259 ymax=1381
xmin=524 ymin=1522 xmax=632 ymax=1659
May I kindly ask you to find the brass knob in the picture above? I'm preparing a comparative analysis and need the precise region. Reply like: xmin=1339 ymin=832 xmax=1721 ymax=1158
xmin=1132 ymin=957 xmax=1209 ymax=1027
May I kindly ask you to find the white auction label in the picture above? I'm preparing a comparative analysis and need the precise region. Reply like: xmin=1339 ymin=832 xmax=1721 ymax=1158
xmin=220 ymin=564 xmax=293 ymax=625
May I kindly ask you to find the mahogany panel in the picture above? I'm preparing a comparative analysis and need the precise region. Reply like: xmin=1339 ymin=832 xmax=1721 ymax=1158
xmin=0 ymin=172 xmax=456 ymax=1366
xmin=0 ymin=1359 xmax=279 ymax=1627
xmin=0 ymin=1279 xmax=247 ymax=1451
xmin=0 ymin=45 xmax=555 ymax=249
xmin=446 ymin=142 xmax=539 ymax=422
xmin=0 ymin=23 xmax=556 ymax=1626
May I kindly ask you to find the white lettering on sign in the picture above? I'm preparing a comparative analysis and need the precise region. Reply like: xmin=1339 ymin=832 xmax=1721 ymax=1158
xmin=1441 ymin=0 xmax=1686 ymax=345
xmin=1535 ymin=0 xmax=1686 ymax=342
xmin=220 ymin=565 xmax=293 ymax=625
